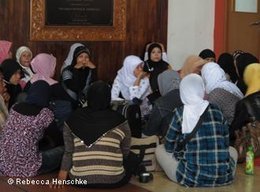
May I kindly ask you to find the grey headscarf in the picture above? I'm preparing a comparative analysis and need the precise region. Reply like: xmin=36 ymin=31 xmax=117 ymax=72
xmin=157 ymin=70 xmax=180 ymax=96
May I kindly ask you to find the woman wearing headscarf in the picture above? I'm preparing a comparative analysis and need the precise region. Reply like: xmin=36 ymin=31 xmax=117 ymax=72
xmin=111 ymin=55 xmax=151 ymax=118
xmin=61 ymin=45 xmax=97 ymax=108
xmin=230 ymin=63 xmax=260 ymax=145
xmin=143 ymin=43 xmax=171 ymax=103
xmin=29 ymin=53 xmax=72 ymax=132
xmin=179 ymin=55 xmax=207 ymax=79
xmin=143 ymin=42 xmax=168 ymax=62
xmin=0 ymin=59 xmax=23 ymax=109
xmin=15 ymin=46 xmax=34 ymax=88
xmin=155 ymin=73 xmax=237 ymax=187
xmin=143 ymin=70 xmax=182 ymax=138
xmin=217 ymin=52 xmax=238 ymax=83
xmin=201 ymin=62 xmax=243 ymax=125
xmin=30 ymin=53 xmax=57 ymax=86
xmin=60 ymin=43 xmax=84 ymax=73
xmin=235 ymin=52 xmax=259 ymax=95
xmin=0 ymin=80 xmax=64 ymax=177
xmin=53 ymin=81 xmax=137 ymax=188
xmin=0 ymin=40 xmax=12 ymax=64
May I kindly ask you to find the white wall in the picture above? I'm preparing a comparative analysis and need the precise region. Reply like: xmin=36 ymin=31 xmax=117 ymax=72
xmin=167 ymin=0 xmax=215 ymax=70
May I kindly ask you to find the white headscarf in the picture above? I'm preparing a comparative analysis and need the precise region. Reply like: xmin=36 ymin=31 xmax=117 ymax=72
xmin=15 ymin=46 xmax=34 ymax=83
xmin=60 ymin=43 xmax=84 ymax=73
xmin=16 ymin=46 xmax=33 ymax=66
xmin=201 ymin=62 xmax=243 ymax=99
xmin=117 ymin=55 xmax=143 ymax=99
xmin=180 ymin=73 xmax=209 ymax=134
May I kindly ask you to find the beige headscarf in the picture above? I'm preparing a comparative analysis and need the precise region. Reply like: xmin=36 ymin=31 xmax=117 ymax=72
xmin=180 ymin=55 xmax=207 ymax=79
xmin=244 ymin=63 xmax=260 ymax=96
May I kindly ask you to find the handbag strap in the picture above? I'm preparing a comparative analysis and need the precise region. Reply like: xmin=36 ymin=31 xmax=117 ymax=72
xmin=177 ymin=106 xmax=209 ymax=151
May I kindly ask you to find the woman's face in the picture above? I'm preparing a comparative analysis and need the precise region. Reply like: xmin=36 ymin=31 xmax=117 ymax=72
xmin=9 ymin=70 xmax=22 ymax=85
xmin=19 ymin=51 xmax=32 ymax=67
xmin=134 ymin=63 xmax=143 ymax=77
xmin=150 ymin=47 xmax=162 ymax=62
xmin=76 ymin=52 xmax=90 ymax=67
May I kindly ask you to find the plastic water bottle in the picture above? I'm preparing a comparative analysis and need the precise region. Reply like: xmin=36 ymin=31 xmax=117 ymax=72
xmin=245 ymin=145 xmax=254 ymax=175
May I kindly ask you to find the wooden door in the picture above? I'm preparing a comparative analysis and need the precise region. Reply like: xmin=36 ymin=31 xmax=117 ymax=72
xmin=227 ymin=0 xmax=260 ymax=58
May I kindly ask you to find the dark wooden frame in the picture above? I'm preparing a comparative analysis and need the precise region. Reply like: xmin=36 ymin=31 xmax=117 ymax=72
xmin=30 ymin=0 xmax=126 ymax=41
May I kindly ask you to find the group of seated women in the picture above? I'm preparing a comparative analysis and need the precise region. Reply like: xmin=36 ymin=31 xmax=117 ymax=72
xmin=0 ymin=40 xmax=259 ymax=188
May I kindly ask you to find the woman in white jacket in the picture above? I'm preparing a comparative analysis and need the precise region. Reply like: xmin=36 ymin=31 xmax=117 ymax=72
xmin=111 ymin=55 xmax=152 ymax=118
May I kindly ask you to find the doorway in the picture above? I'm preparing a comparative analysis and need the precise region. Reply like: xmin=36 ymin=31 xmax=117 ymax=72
xmin=226 ymin=0 xmax=260 ymax=58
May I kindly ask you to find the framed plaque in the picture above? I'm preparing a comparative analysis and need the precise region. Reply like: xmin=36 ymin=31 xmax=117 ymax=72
xmin=30 ymin=0 xmax=126 ymax=41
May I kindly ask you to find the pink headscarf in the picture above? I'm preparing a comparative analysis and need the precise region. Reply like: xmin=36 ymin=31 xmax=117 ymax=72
xmin=30 ymin=53 xmax=57 ymax=85
xmin=0 ymin=40 xmax=12 ymax=64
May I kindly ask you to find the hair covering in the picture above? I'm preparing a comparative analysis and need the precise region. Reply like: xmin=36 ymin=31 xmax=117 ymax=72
xmin=70 ymin=45 xmax=91 ymax=68
xmin=235 ymin=53 xmax=259 ymax=94
xmin=147 ymin=43 xmax=162 ymax=60
xmin=0 ymin=40 xmax=12 ymax=64
xmin=30 ymin=53 xmax=57 ymax=85
xmin=233 ymin=50 xmax=244 ymax=61
xmin=15 ymin=46 xmax=34 ymax=85
xmin=25 ymin=80 xmax=51 ymax=107
xmin=87 ymin=80 xmax=111 ymax=111
xmin=217 ymin=52 xmax=238 ymax=83
xmin=236 ymin=53 xmax=259 ymax=78
xmin=15 ymin=46 xmax=33 ymax=66
xmin=180 ymin=73 xmax=209 ymax=134
xmin=67 ymin=81 xmax=125 ymax=145
xmin=201 ymin=62 xmax=243 ymax=99
xmin=0 ymin=59 xmax=22 ymax=82
xmin=117 ymin=55 xmax=143 ymax=87
xmin=157 ymin=70 xmax=180 ymax=96
xmin=144 ymin=43 xmax=169 ymax=92
xmin=180 ymin=55 xmax=207 ymax=79
xmin=244 ymin=63 xmax=260 ymax=96
xmin=199 ymin=49 xmax=216 ymax=61
xmin=60 ymin=43 xmax=84 ymax=73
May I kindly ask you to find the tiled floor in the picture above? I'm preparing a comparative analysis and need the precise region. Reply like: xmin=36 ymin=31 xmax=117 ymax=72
xmin=131 ymin=163 xmax=260 ymax=192
xmin=0 ymin=164 xmax=259 ymax=192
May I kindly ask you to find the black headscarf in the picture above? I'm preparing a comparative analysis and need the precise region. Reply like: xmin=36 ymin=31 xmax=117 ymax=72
xmin=67 ymin=81 xmax=125 ymax=145
xmin=0 ymin=59 xmax=23 ymax=82
xmin=143 ymin=43 xmax=169 ymax=93
xmin=0 ymin=59 xmax=23 ymax=109
xmin=70 ymin=45 xmax=91 ymax=68
xmin=236 ymin=53 xmax=259 ymax=94
xmin=217 ymin=52 xmax=238 ymax=83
